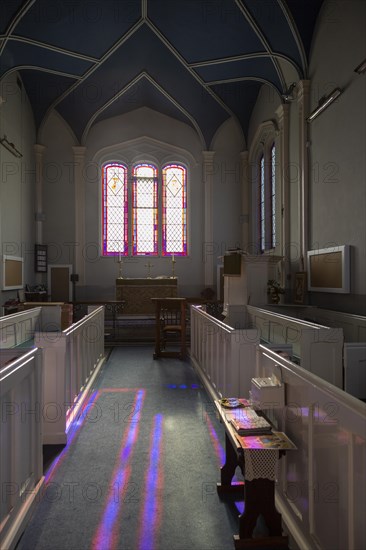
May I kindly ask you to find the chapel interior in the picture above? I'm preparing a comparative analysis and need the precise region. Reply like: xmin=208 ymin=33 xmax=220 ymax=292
xmin=1 ymin=1 xmax=366 ymax=550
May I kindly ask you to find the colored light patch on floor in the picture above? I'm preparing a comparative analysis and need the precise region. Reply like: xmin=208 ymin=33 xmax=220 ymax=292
xmin=45 ymin=388 xmax=144 ymax=484
xmin=166 ymin=383 xmax=200 ymax=389
xmin=204 ymin=412 xmax=225 ymax=465
xmin=204 ymin=412 xmax=243 ymax=486
xmin=91 ymin=388 xmax=145 ymax=550
xmin=45 ymin=389 xmax=100 ymax=484
xmin=138 ymin=414 xmax=164 ymax=550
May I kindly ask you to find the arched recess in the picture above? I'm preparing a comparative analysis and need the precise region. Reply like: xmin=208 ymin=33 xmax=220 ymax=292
xmin=249 ymin=119 xmax=281 ymax=255
xmin=91 ymin=135 xmax=199 ymax=259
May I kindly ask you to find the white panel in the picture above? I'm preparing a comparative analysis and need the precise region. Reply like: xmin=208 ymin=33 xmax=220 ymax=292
xmin=344 ymin=343 xmax=366 ymax=399
xmin=257 ymin=345 xmax=366 ymax=550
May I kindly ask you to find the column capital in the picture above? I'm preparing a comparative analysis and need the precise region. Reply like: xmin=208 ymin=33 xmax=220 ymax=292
xmin=72 ymin=146 xmax=87 ymax=160
xmin=34 ymin=143 xmax=46 ymax=155
xmin=202 ymin=150 xmax=216 ymax=163
xmin=239 ymin=150 xmax=249 ymax=162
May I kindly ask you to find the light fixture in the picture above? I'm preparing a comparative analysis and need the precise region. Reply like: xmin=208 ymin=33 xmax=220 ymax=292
xmin=0 ymin=135 xmax=23 ymax=158
xmin=281 ymin=82 xmax=296 ymax=102
xmin=306 ymin=88 xmax=342 ymax=122
xmin=354 ymin=59 xmax=366 ymax=74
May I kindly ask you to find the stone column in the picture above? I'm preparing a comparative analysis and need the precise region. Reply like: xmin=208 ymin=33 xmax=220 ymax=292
xmin=240 ymin=150 xmax=250 ymax=249
xmin=202 ymin=151 xmax=215 ymax=287
xmin=297 ymin=80 xmax=311 ymax=271
xmin=72 ymin=146 xmax=86 ymax=285
xmin=275 ymin=104 xmax=289 ymax=288
xmin=34 ymin=144 xmax=46 ymax=244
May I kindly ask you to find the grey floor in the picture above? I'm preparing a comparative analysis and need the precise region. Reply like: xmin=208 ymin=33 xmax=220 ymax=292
xmin=17 ymin=346 xmax=244 ymax=550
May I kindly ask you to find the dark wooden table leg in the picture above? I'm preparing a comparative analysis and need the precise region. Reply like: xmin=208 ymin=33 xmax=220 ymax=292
xmin=153 ymin=305 xmax=160 ymax=359
xmin=217 ymin=433 xmax=244 ymax=495
xmin=240 ymin=479 xmax=281 ymax=538
xmin=233 ymin=478 xmax=287 ymax=549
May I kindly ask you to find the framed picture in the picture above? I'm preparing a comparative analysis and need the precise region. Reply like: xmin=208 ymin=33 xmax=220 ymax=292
xmin=294 ymin=272 xmax=306 ymax=304
xmin=2 ymin=255 xmax=24 ymax=290
xmin=307 ymin=245 xmax=350 ymax=293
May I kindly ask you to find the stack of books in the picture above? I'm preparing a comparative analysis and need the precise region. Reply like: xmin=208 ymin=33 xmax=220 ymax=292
xmin=226 ymin=408 xmax=272 ymax=436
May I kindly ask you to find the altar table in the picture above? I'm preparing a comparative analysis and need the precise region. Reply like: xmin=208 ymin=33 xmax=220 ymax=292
xmin=116 ymin=278 xmax=177 ymax=315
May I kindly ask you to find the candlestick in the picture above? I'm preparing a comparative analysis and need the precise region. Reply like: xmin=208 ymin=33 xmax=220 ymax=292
xmin=171 ymin=253 xmax=176 ymax=278
xmin=145 ymin=261 xmax=154 ymax=278
xmin=117 ymin=256 xmax=123 ymax=278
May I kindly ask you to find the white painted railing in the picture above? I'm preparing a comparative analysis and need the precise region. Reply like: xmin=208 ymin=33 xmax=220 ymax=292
xmin=267 ymin=304 xmax=366 ymax=343
xmin=246 ymin=305 xmax=344 ymax=388
xmin=0 ymin=347 xmax=44 ymax=550
xmin=344 ymin=342 xmax=366 ymax=399
xmin=256 ymin=345 xmax=366 ymax=550
xmin=190 ymin=305 xmax=259 ymax=398
xmin=0 ymin=308 xmax=41 ymax=348
xmin=191 ymin=304 xmax=366 ymax=549
xmin=35 ymin=306 xmax=105 ymax=444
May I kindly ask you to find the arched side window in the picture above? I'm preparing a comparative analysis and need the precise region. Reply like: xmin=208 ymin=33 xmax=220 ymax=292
xmin=257 ymin=142 xmax=276 ymax=252
xmin=270 ymin=143 xmax=276 ymax=249
xmin=132 ymin=163 xmax=158 ymax=256
xmin=162 ymin=164 xmax=187 ymax=255
xmin=102 ymin=162 xmax=128 ymax=256
xmin=259 ymin=154 xmax=265 ymax=253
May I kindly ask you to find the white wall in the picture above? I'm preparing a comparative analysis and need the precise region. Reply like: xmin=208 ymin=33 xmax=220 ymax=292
xmin=39 ymin=106 xmax=246 ymax=300
xmin=41 ymin=111 xmax=78 ymax=267
xmin=307 ymin=0 xmax=366 ymax=312
xmin=211 ymin=117 xmax=245 ymax=258
xmin=245 ymin=1 xmax=366 ymax=314
xmin=0 ymin=72 xmax=36 ymax=299
xmin=248 ymin=85 xmax=282 ymax=146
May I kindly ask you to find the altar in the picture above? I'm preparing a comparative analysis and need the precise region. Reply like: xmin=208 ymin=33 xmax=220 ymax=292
xmin=116 ymin=278 xmax=178 ymax=315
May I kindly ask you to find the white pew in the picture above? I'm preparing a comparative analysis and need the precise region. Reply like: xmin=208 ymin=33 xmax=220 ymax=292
xmin=256 ymin=344 xmax=366 ymax=550
xmin=267 ymin=305 xmax=366 ymax=343
xmin=190 ymin=304 xmax=259 ymax=398
xmin=246 ymin=305 xmax=344 ymax=388
xmin=190 ymin=305 xmax=365 ymax=548
xmin=343 ymin=342 xmax=366 ymax=399
xmin=0 ymin=306 xmax=69 ymax=349
xmin=35 ymin=306 xmax=105 ymax=444
xmin=0 ymin=348 xmax=44 ymax=550
xmin=0 ymin=308 xmax=41 ymax=348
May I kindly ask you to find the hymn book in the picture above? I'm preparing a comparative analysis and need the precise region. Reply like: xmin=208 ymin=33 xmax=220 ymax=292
xmin=225 ymin=408 xmax=272 ymax=435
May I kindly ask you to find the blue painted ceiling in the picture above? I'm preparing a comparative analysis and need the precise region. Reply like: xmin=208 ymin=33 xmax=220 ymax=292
xmin=0 ymin=0 xmax=324 ymax=147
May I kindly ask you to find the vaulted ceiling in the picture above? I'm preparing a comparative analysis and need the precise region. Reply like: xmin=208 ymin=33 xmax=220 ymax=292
xmin=0 ymin=0 xmax=324 ymax=147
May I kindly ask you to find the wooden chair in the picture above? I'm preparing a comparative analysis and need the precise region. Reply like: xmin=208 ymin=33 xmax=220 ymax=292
xmin=151 ymin=298 xmax=186 ymax=359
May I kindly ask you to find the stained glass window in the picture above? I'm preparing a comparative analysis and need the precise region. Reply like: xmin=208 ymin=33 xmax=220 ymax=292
xmin=270 ymin=144 xmax=276 ymax=248
xmin=102 ymin=163 xmax=128 ymax=256
xmin=259 ymin=155 xmax=265 ymax=252
xmin=258 ymin=142 xmax=276 ymax=253
xmin=102 ymin=161 xmax=188 ymax=257
xmin=162 ymin=164 xmax=187 ymax=255
xmin=132 ymin=164 xmax=158 ymax=255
